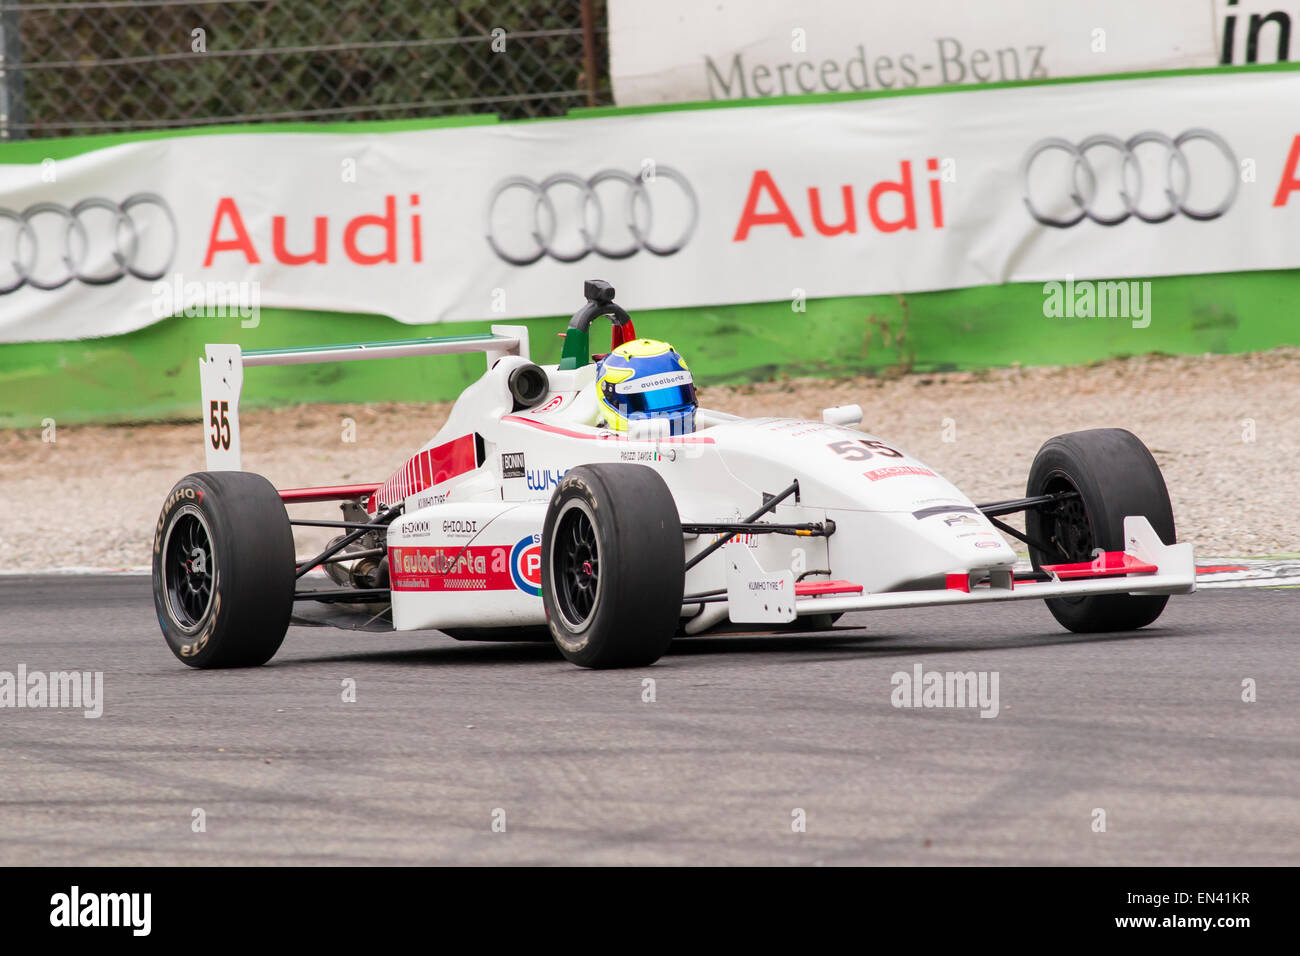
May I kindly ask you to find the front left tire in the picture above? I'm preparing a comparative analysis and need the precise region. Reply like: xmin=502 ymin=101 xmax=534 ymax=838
xmin=541 ymin=464 xmax=684 ymax=668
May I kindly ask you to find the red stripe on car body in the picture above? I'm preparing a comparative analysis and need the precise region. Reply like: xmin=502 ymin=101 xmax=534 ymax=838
xmin=502 ymin=415 xmax=715 ymax=444
xmin=367 ymin=434 xmax=479 ymax=513
xmin=279 ymin=483 xmax=382 ymax=504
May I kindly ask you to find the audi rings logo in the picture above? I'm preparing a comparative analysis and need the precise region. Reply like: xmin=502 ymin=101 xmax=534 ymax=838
xmin=0 ymin=193 xmax=177 ymax=295
xmin=1020 ymin=130 xmax=1238 ymax=227
xmin=485 ymin=167 xmax=698 ymax=265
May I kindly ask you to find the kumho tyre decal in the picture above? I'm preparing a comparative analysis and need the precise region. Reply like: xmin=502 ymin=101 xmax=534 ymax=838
xmin=154 ymin=484 xmax=223 ymax=661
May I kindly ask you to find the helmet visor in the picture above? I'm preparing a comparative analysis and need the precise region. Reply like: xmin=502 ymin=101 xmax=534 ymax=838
xmin=620 ymin=386 xmax=697 ymax=418
xmin=610 ymin=369 xmax=696 ymax=418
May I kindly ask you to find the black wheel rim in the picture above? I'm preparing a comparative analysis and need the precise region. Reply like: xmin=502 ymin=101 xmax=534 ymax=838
xmin=164 ymin=509 xmax=214 ymax=630
xmin=553 ymin=503 xmax=600 ymax=629
xmin=1044 ymin=476 xmax=1094 ymax=562
xmin=1034 ymin=475 xmax=1095 ymax=606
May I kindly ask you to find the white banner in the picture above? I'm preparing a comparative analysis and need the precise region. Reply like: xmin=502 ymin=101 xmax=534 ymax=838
xmin=3 ymin=69 xmax=1300 ymax=342
xmin=609 ymin=0 xmax=1219 ymax=105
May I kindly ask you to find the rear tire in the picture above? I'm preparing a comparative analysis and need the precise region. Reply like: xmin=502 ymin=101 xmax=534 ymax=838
xmin=541 ymin=464 xmax=684 ymax=668
xmin=1025 ymin=428 xmax=1175 ymax=633
xmin=152 ymin=471 xmax=295 ymax=667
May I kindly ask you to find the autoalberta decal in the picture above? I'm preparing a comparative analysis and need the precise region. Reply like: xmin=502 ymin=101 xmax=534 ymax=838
xmin=388 ymin=545 xmax=514 ymax=592
xmin=510 ymin=534 xmax=543 ymax=596
xmin=863 ymin=465 xmax=936 ymax=481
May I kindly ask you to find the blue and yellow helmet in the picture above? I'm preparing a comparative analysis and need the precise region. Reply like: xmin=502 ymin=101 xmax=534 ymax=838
xmin=596 ymin=339 xmax=696 ymax=435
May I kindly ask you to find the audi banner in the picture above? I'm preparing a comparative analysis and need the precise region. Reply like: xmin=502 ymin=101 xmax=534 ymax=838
xmin=3 ymin=68 xmax=1300 ymax=342
xmin=608 ymin=0 xmax=1217 ymax=105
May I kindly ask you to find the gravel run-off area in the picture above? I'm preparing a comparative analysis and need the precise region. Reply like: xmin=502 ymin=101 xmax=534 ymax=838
xmin=1 ymin=348 xmax=1296 ymax=570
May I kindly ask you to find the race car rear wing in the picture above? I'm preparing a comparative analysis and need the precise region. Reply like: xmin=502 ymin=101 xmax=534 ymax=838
xmin=199 ymin=326 xmax=530 ymax=471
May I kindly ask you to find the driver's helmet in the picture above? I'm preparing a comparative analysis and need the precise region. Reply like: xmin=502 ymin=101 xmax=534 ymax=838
xmin=596 ymin=339 xmax=696 ymax=435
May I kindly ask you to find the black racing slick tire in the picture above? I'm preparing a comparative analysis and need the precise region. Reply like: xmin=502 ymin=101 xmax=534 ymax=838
xmin=1025 ymin=428 xmax=1176 ymax=633
xmin=541 ymin=464 xmax=684 ymax=668
xmin=152 ymin=471 xmax=295 ymax=668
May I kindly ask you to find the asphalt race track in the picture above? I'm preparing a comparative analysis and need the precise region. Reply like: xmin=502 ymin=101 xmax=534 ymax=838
xmin=1 ymin=575 xmax=1296 ymax=865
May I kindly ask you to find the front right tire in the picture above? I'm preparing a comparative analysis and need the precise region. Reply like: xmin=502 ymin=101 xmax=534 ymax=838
xmin=1025 ymin=428 xmax=1176 ymax=633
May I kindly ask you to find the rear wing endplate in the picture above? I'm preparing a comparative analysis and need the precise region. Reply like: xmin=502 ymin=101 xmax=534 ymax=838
xmin=198 ymin=326 xmax=529 ymax=471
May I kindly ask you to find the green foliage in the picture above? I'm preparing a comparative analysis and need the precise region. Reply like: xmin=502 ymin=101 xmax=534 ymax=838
xmin=10 ymin=0 xmax=609 ymax=137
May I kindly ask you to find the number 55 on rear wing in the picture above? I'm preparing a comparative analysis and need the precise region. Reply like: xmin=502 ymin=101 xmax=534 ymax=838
xmin=197 ymin=327 xmax=530 ymax=471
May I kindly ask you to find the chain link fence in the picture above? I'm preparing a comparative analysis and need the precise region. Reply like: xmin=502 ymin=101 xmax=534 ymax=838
xmin=0 ymin=0 xmax=611 ymax=140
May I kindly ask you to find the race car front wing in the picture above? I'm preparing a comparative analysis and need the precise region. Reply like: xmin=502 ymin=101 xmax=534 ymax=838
xmin=724 ymin=515 xmax=1195 ymax=624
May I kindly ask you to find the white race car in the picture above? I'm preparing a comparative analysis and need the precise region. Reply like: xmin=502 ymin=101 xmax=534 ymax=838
xmin=153 ymin=280 xmax=1195 ymax=669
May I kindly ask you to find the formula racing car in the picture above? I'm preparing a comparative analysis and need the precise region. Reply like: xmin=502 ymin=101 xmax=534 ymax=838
xmin=153 ymin=280 xmax=1194 ymax=669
